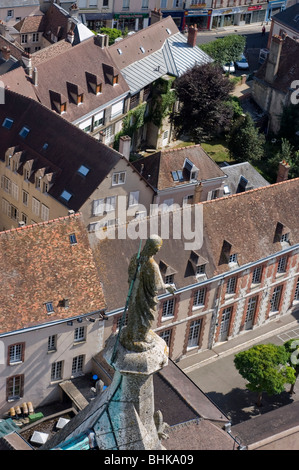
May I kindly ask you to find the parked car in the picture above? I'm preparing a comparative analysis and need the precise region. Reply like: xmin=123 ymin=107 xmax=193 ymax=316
xmin=235 ymin=54 xmax=249 ymax=70
xmin=222 ymin=61 xmax=235 ymax=73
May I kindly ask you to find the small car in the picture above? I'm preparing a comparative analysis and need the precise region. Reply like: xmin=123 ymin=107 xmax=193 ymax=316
xmin=222 ymin=61 xmax=235 ymax=73
xmin=235 ymin=54 xmax=249 ymax=70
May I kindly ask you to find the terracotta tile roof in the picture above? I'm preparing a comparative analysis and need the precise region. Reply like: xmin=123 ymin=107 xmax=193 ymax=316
xmin=255 ymin=36 xmax=299 ymax=94
xmin=27 ymin=36 xmax=129 ymax=123
xmin=109 ymin=16 xmax=180 ymax=70
xmin=91 ymin=178 xmax=299 ymax=311
xmin=0 ymin=213 xmax=106 ymax=335
xmin=133 ymin=145 xmax=226 ymax=190
xmin=13 ymin=15 xmax=45 ymax=34
xmin=0 ymin=89 xmax=123 ymax=212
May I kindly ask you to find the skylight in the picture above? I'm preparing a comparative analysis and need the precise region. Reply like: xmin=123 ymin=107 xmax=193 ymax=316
xmin=166 ymin=28 xmax=171 ymax=34
xmin=172 ymin=170 xmax=184 ymax=182
xmin=60 ymin=190 xmax=72 ymax=202
xmin=69 ymin=233 xmax=77 ymax=245
xmin=2 ymin=118 xmax=13 ymax=129
xmin=117 ymin=48 xmax=122 ymax=55
xmin=140 ymin=46 xmax=145 ymax=53
xmin=77 ymin=165 xmax=90 ymax=177
xmin=19 ymin=126 xmax=30 ymax=138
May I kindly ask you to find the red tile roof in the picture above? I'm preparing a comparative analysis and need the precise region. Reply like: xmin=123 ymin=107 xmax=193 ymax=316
xmin=0 ymin=213 xmax=106 ymax=334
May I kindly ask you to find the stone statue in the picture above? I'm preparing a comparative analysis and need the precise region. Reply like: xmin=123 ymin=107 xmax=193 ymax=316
xmin=120 ymin=235 xmax=175 ymax=352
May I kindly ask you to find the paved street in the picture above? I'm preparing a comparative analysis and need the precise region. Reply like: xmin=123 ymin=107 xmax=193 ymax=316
xmin=186 ymin=323 xmax=299 ymax=425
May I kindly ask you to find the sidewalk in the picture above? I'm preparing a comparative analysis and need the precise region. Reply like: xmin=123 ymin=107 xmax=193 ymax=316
xmin=196 ymin=22 xmax=271 ymax=36
xmin=179 ymin=308 xmax=299 ymax=373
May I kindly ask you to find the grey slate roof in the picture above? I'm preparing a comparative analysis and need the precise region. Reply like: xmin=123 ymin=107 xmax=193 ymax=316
xmin=120 ymin=32 xmax=212 ymax=95
xmin=220 ymin=162 xmax=270 ymax=194
xmin=272 ymin=3 xmax=299 ymax=32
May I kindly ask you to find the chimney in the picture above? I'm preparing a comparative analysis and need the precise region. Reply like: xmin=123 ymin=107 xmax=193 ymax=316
xmin=95 ymin=33 xmax=109 ymax=48
xmin=1 ymin=46 xmax=10 ymax=61
xmin=119 ymin=135 xmax=131 ymax=160
xmin=187 ymin=24 xmax=198 ymax=48
xmin=265 ymin=35 xmax=283 ymax=84
xmin=32 ymin=67 xmax=38 ymax=86
xmin=67 ymin=29 xmax=74 ymax=44
xmin=193 ymin=183 xmax=203 ymax=204
xmin=69 ymin=3 xmax=79 ymax=19
xmin=150 ymin=8 xmax=163 ymax=24
xmin=276 ymin=160 xmax=290 ymax=183
xmin=21 ymin=52 xmax=32 ymax=77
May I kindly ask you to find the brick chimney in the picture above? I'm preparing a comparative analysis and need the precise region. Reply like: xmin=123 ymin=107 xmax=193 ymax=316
xmin=193 ymin=182 xmax=203 ymax=204
xmin=119 ymin=135 xmax=131 ymax=160
xmin=187 ymin=25 xmax=198 ymax=48
xmin=1 ymin=46 xmax=10 ymax=61
xmin=265 ymin=35 xmax=283 ymax=84
xmin=276 ymin=160 xmax=290 ymax=183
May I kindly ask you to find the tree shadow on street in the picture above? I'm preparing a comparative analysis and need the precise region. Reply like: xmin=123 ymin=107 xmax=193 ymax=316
xmin=207 ymin=387 xmax=294 ymax=425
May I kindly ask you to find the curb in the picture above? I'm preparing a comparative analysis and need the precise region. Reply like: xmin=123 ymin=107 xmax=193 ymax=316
xmin=181 ymin=319 xmax=299 ymax=373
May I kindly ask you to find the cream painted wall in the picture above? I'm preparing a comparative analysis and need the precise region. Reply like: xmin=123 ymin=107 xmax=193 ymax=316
xmin=0 ymin=315 xmax=105 ymax=416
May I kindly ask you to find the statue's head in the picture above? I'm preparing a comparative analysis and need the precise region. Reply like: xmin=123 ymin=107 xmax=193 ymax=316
xmin=143 ymin=235 xmax=163 ymax=256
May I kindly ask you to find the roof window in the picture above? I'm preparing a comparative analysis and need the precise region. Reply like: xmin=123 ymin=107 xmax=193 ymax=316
xmin=69 ymin=233 xmax=77 ymax=245
xmin=117 ymin=48 xmax=122 ymax=55
xmin=2 ymin=118 xmax=13 ymax=129
xmin=19 ymin=126 xmax=30 ymax=138
xmin=45 ymin=302 xmax=54 ymax=314
xmin=140 ymin=46 xmax=145 ymax=53
xmin=166 ymin=28 xmax=171 ymax=34
xmin=77 ymin=165 xmax=90 ymax=177
xmin=60 ymin=190 xmax=72 ymax=202
xmin=172 ymin=170 xmax=184 ymax=182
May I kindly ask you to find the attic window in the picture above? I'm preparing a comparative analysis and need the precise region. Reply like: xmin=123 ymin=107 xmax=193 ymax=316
xmin=172 ymin=170 xmax=183 ymax=182
xmin=281 ymin=232 xmax=289 ymax=243
xmin=60 ymin=190 xmax=72 ymax=202
xmin=96 ymin=83 xmax=102 ymax=94
xmin=45 ymin=302 xmax=54 ymax=314
xmin=229 ymin=253 xmax=238 ymax=264
xmin=19 ymin=126 xmax=30 ymax=138
xmin=77 ymin=94 xmax=84 ymax=105
xmin=69 ymin=233 xmax=77 ymax=245
xmin=77 ymin=165 xmax=90 ymax=177
xmin=2 ymin=118 xmax=13 ymax=129
xmin=140 ymin=46 xmax=145 ymax=53
xmin=60 ymin=102 xmax=67 ymax=114
xmin=117 ymin=48 xmax=122 ymax=54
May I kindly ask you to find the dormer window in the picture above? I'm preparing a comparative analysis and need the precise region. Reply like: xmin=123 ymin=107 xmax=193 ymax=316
xmin=165 ymin=274 xmax=174 ymax=285
xmin=196 ymin=264 xmax=205 ymax=275
xmin=184 ymin=158 xmax=198 ymax=181
xmin=281 ymin=233 xmax=289 ymax=243
xmin=77 ymin=94 xmax=84 ymax=105
xmin=86 ymin=72 xmax=102 ymax=95
xmin=35 ymin=176 xmax=41 ymax=189
xmin=229 ymin=253 xmax=238 ymax=264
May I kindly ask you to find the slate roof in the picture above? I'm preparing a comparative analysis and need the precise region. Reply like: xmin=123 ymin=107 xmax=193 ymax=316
xmin=220 ymin=161 xmax=270 ymax=194
xmin=109 ymin=17 xmax=212 ymax=94
xmin=41 ymin=359 xmax=230 ymax=450
xmin=255 ymin=36 xmax=299 ymax=94
xmin=133 ymin=145 xmax=226 ymax=191
xmin=90 ymin=178 xmax=299 ymax=311
xmin=0 ymin=89 xmax=126 ymax=212
xmin=231 ymin=401 xmax=299 ymax=448
xmin=272 ymin=3 xmax=299 ymax=32
xmin=0 ymin=212 xmax=106 ymax=335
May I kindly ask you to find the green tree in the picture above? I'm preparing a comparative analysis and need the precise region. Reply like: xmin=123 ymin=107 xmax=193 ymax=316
xmin=201 ymin=35 xmax=246 ymax=68
xmin=283 ymin=339 xmax=299 ymax=394
xmin=279 ymin=104 xmax=299 ymax=148
xmin=99 ymin=27 xmax=122 ymax=45
xmin=227 ymin=113 xmax=265 ymax=163
xmin=234 ymin=344 xmax=296 ymax=406
xmin=171 ymin=63 xmax=234 ymax=142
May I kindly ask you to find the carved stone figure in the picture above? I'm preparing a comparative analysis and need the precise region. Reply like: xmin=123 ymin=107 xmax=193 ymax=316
xmin=120 ymin=235 xmax=174 ymax=352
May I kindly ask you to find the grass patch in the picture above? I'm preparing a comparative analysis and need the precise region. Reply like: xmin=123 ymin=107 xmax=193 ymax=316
xmin=201 ymin=139 xmax=232 ymax=164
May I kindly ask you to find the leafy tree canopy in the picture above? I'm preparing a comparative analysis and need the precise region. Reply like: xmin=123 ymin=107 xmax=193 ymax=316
xmin=99 ymin=27 xmax=122 ymax=45
xmin=227 ymin=112 xmax=265 ymax=163
xmin=171 ymin=63 xmax=234 ymax=142
xmin=200 ymin=35 xmax=246 ymax=66
xmin=234 ymin=344 xmax=296 ymax=405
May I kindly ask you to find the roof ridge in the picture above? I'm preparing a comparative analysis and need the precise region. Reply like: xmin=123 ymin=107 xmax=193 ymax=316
xmin=201 ymin=177 xmax=299 ymax=205
xmin=0 ymin=212 xmax=81 ymax=237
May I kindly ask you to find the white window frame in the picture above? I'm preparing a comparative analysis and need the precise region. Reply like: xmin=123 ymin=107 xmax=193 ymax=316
xmin=74 ymin=326 xmax=86 ymax=343
xmin=93 ymin=198 xmax=105 ymax=216
xmin=112 ymin=171 xmax=126 ymax=186
xmin=226 ymin=276 xmax=237 ymax=295
xmin=160 ymin=329 xmax=172 ymax=346
xmin=277 ymin=256 xmax=287 ymax=274
xmin=193 ymin=288 xmax=206 ymax=308
xmin=32 ymin=197 xmax=40 ymax=216
xmin=9 ymin=344 xmax=23 ymax=364
xmin=41 ymin=204 xmax=49 ymax=221
xmin=51 ymin=361 xmax=63 ymax=381
xmin=128 ymin=191 xmax=139 ymax=207
xmin=252 ymin=266 xmax=262 ymax=284
xmin=162 ymin=298 xmax=175 ymax=318
xmin=111 ymin=100 xmax=124 ymax=119
xmin=188 ymin=319 xmax=201 ymax=348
